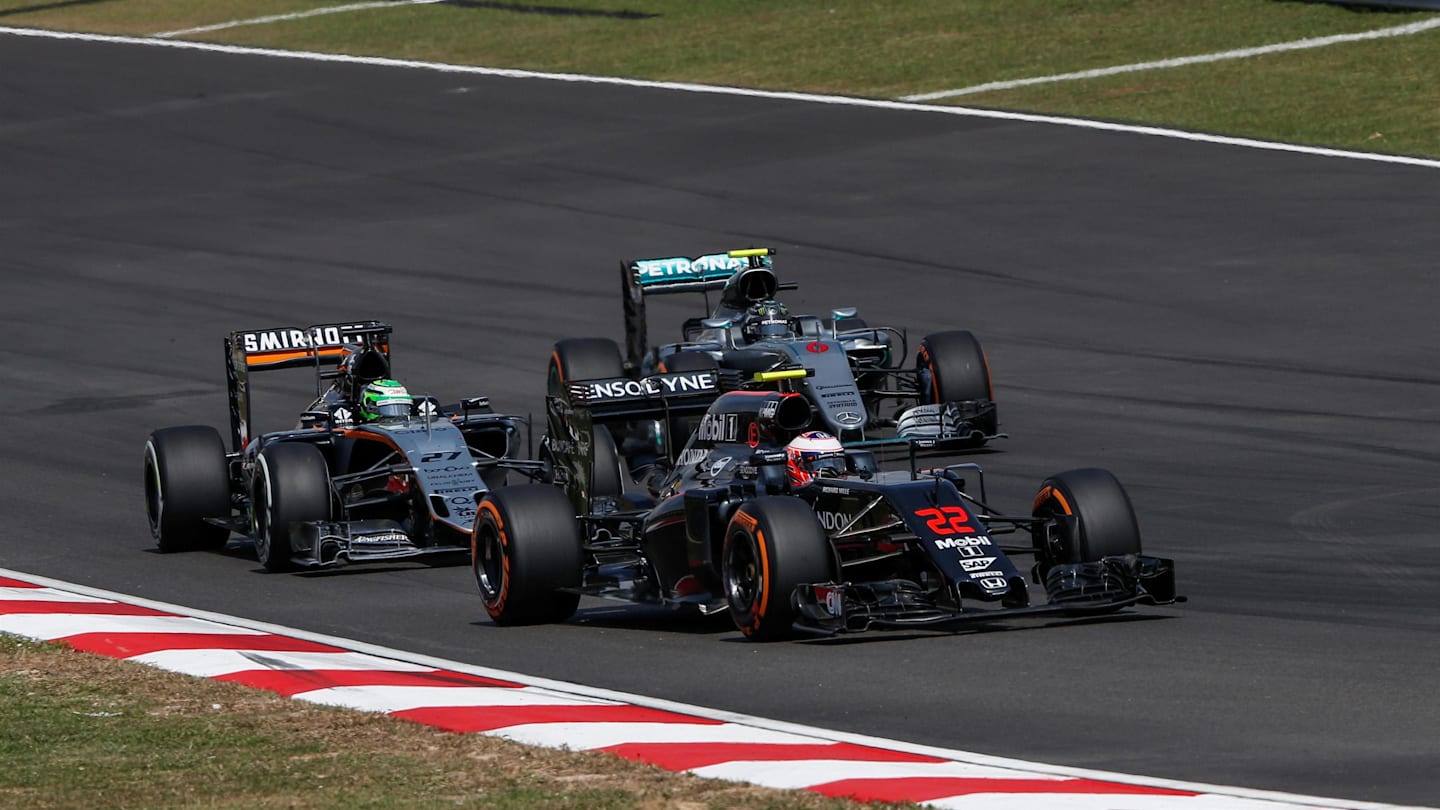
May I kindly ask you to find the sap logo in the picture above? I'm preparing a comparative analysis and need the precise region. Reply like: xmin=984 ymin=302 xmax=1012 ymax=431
xmin=634 ymin=254 xmax=745 ymax=282
xmin=934 ymin=536 xmax=989 ymax=550
xmin=242 ymin=325 xmax=345 ymax=353
xmin=959 ymin=556 xmax=997 ymax=572
xmin=696 ymin=412 xmax=739 ymax=443
xmin=816 ymin=511 xmax=853 ymax=532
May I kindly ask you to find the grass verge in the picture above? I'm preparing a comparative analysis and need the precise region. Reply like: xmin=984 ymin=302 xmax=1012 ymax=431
xmin=0 ymin=0 xmax=1435 ymax=157
xmin=0 ymin=634 xmax=909 ymax=810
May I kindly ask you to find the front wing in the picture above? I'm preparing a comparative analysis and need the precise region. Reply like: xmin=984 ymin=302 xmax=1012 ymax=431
xmin=792 ymin=554 xmax=1181 ymax=635
xmin=290 ymin=519 xmax=467 ymax=568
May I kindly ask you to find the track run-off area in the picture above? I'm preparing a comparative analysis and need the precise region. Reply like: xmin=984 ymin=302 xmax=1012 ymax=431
xmin=2 ymin=27 xmax=1439 ymax=809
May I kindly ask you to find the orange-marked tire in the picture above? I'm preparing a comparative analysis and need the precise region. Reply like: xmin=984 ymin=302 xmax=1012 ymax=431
xmin=472 ymin=485 xmax=582 ymax=625
xmin=722 ymin=496 xmax=835 ymax=641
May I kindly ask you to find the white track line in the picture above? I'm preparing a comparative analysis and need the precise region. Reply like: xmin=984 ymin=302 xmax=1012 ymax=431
xmin=901 ymin=17 xmax=1440 ymax=101
xmin=154 ymin=0 xmax=445 ymax=40
xmin=2 ymin=25 xmax=1439 ymax=170
xmin=2 ymin=568 xmax=1431 ymax=810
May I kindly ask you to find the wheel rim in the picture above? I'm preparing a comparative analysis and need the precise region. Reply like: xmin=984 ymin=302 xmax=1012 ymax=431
xmin=723 ymin=531 xmax=761 ymax=616
xmin=473 ymin=524 xmax=506 ymax=606
xmin=143 ymin=444 xmax=163 ymax=536
xmin=252 ymin=467 xmax=273 ymax=562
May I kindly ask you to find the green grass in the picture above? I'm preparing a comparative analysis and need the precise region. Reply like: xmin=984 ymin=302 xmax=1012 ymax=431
xmin=0 ymin=635 xmax=906 ymax=810
xmin=2 ymin=0 xmax=1436 ymax=156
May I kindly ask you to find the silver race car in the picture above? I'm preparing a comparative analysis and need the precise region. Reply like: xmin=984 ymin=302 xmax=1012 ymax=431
xmin=617 ymin=248 xmax=1001 ymax=452
xmin=143 ymin=320 xmax=539 ymax=571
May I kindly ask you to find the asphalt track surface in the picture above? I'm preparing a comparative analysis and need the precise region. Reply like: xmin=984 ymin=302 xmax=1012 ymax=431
xmin=3 ymin=33 xmax=1439 ymax=807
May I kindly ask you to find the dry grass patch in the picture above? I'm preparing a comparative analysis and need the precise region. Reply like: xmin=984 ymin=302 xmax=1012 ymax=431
xmin=0 ymin=635 xmax=912 ymax=810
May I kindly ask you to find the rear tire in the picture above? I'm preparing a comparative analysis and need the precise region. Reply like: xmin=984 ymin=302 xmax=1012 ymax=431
xmin=472 ymin=485 xmax=583 ymax=625
xmin=548 ymin=338 xmax=624 ymax=397
xmin=722 ymin=496 xmax=835 ymax=641
xmin=917 ymin=330 xmax=996 ymax=436
xmin=144 ymin=426 xmax=231 ymax=553
xmin=1032 ymin=467 xmax=1142 ymax=565
xmin=252 ymin=442 xmax=331 ymax=572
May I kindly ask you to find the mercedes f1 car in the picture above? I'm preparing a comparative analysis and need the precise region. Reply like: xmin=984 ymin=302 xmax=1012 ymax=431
xmin=471 ymin=365 xmax=1179 ymax=639
xmin=617 ymin=247 xmax=1000 ymax=450
xmin=143 ymin=320 xmax=539 ymax=571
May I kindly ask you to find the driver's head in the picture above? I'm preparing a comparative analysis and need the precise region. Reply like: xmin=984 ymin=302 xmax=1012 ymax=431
xmin=744 ymin=299 xmax=793 ymax=342
xmin=785 ymin=431 xmax=846 ymax=487
xmin=359 ymin=379 xmax=413 ymax=421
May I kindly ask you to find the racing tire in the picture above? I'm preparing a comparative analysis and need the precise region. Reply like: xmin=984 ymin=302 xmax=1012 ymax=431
xmin=916 ymin=330 xmax=997 ymax=435
xmin=472 ymin=485 xmax=583 ymax=625
xmin=252 ymin=442 xmax=331 ymax=573
xmin=591 ymin=423 xmax=625 ymax=499
xmin=722 ymin=496 xmax=836 ymax=641
xmin=1032 ymin=467 xmax=1142 ymax=565
xmin=144 ymin=426 xmax=231 ymax=553
xmin=548 ymin=337 xmax=624 ymax=397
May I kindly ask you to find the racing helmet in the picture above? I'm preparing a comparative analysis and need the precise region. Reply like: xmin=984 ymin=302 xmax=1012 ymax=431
xmin=743 ymin=299 xmax=794 ymax=342
xmin=785 ymin=431 xmax=847 ymax=487
xmin=359 ymin=379 xmax=413 ymax=421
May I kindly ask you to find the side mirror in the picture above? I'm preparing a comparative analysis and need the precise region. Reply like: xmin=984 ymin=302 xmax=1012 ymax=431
xmin=830 ymin=307 xmax=858 ymax=322
xmin=701 ymin=318 xmax=733 ymax=330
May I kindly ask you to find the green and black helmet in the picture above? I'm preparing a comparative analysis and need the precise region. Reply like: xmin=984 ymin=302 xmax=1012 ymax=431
xmin=359 ymin=379 xmax=413 ymax=421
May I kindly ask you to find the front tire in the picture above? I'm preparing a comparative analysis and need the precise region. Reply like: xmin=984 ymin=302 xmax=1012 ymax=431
xmin=472 ymin=485 xmax=583 ymax=625
xmin=144 ymin=426 xmax=231 ymax=553
xmin=722 ymin=496 xmax=836 ymax=641
xmin=1031 ymin=467 xmax=1142 ymax=565
xmin=252 ymin=442 xmax=331 ymax=572
xmin=917 ymin=330 xmax=996 ymax=435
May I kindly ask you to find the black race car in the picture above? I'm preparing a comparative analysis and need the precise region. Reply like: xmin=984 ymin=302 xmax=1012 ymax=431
xmin=143 ymin=320 xmax=539 ymax=571
xmin=618 ymin=247 xmax=1000 ymax=449
xmin=471 ymin=365 xmax=1179 ymax=639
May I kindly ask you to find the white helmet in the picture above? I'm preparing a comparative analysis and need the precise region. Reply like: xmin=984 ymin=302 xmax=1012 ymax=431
xmin=785 ymin=431 xmax=846 ymax=486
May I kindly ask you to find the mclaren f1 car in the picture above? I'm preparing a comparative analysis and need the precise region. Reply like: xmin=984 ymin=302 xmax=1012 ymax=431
xmin=143 ymin=320 xmax=539 ymax=571
xmin=471 ymin=363 xmax=1180 ymax=639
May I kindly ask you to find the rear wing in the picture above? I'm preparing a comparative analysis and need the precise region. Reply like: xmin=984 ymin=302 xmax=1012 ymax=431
xmin=621 ymin=248 xmax=782 ymax=372
xmin=224 ymin=320 xmax=392 ymax=451
xmin=562 ymin=369 xmax=721 ymax=421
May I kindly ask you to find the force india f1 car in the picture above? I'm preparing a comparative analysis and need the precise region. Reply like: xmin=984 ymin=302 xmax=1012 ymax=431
xmin=143 ymin=320 xmax=539 ymax=571
xmin=471 ymin=365 xmax=1180 ymax=639
xmin=617 ymin=247 xmax=1000 ymax=450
